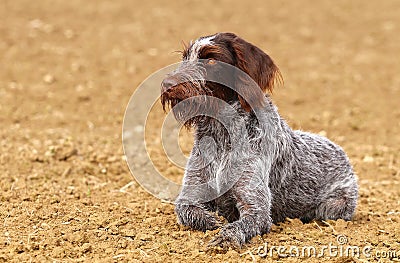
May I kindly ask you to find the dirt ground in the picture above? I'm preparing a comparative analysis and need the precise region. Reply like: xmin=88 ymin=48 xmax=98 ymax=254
xmin=1 ymin=0 xmax=400 ymax=262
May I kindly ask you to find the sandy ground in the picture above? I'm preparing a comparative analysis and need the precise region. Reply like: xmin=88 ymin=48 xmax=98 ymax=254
xmin=1 ymin=0 xmax=400 ymax=262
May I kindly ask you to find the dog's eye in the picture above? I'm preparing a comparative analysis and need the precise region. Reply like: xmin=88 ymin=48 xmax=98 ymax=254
xmin=207 ymin=59 xmax=217 ymax=65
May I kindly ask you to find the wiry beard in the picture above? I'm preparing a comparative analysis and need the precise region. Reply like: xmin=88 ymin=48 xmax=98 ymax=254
xmin=171 ymin=94 xmax=211 ymax=128
xmin=161 ymin=84 xmax=212 ymax=128
xmin=161 ymin=61 xmax=214 ymax=128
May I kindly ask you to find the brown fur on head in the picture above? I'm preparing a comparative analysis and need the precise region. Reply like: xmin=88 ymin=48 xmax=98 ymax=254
xmin=217 ymin=32 xmax=283 ymax=111
xmin=161 ymin=32 xmax=282 ymax=123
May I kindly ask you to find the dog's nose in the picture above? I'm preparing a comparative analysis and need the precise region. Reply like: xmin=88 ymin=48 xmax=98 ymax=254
xmin=161 ymin=77 xmax=178 ymax=93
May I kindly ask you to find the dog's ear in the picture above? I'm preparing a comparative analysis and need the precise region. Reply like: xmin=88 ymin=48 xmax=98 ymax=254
xmin=230 ymin=34 xmax=282 ymax=111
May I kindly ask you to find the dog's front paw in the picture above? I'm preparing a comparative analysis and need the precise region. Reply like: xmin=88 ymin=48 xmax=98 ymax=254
xmin=207 ymin=224 xmax=243 ymax=251
xmin=176 ymin=204 xmax=222 ymax=231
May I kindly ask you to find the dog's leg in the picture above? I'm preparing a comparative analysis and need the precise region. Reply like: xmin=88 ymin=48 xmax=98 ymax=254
xmin=175 ymin=184 xmax=222 ymax=231
xmin=175 ymin=201 xmax=221 ymax=231
xmin=209 ymin=175 xmax=273 ymax=250
xmin=315 ymin=183 xmax=358 ymax=221
xmin=175 ymin=147 xmax=222 ymax=232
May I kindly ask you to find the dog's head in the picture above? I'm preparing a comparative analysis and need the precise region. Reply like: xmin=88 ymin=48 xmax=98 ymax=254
xmin=161 ymin=32 xmax=282 ymax=125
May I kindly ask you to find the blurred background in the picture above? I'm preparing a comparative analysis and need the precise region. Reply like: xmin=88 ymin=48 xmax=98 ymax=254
xmin=1 ymin=0 xmax=399 ymax=261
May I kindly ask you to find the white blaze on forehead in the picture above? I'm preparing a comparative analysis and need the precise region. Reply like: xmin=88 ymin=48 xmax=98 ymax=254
xmin=188 ymin=35 xmax=216 ymax=61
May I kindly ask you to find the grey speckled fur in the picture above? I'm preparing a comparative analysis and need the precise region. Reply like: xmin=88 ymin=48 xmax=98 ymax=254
xmin=162 ymin=33 xmax=358 ymax=250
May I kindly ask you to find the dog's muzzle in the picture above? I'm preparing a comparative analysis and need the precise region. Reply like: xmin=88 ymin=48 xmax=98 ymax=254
xmin=161 ymin=75 xmax=179 ymax=94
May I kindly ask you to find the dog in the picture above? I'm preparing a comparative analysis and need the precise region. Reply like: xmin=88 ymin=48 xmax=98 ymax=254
xmin=160 ymin=32 xmax=358 ymax=250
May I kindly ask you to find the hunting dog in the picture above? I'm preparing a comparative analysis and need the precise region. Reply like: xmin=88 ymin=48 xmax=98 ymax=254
xmin=160 ymin=32 xmax=358 ymax=250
